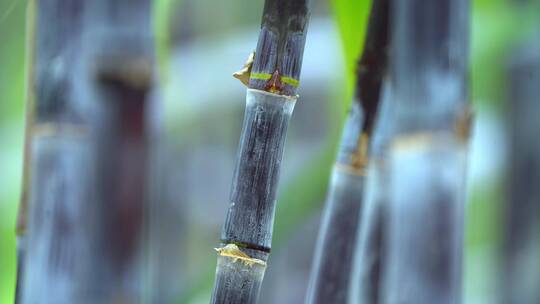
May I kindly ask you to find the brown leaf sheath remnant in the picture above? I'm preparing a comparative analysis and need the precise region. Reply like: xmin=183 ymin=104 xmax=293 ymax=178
xmin=214 ymin=244 xmax=266 ymax=266
xmin=233 ymin=52 xmax=255 ymax=86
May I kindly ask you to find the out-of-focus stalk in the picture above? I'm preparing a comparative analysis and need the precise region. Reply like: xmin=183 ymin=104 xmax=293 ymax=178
xmin=305 ymin=0 xmax=390 ymax=303
xmin=144 ymin=109 xmax=187 ymax=303
xmin=380 ymin=0 xmax=471 ymax=303
xmin=20 ymin=1 xmax=88 ymax=303
xmin=21 ymin=0 xmax=156 ymax=302
xmin=77 ymin=0 xmax=155 ymax=301
xmin=211 ymin=1 xmax=310 ymax=303
xmin=501 ymin=38 xmax=540 ymax=304
xmin=347 ymin=79 xmax=393 ymax=304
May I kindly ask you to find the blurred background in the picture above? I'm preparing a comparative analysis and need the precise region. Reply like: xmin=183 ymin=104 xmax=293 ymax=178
xmin=1 ymin=0 xmax=539 ymax=303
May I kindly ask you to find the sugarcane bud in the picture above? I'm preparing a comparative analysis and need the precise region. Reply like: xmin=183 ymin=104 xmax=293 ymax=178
xmin=454 ymin=105 xmax=474 ymax=143
xmin=264 ymin=69 xmax=284 ymax=94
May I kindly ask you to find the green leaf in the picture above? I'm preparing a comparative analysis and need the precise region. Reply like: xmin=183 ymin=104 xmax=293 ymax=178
xmin=154 ymin=0 xmax=181 ymax=81
xmin=471 ymin=0 xmax=540 ymax=110
xmin=330 ymin=0 xmax=371 ymax=97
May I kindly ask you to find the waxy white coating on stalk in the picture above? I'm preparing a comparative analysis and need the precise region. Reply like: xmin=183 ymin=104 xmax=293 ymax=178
xmin=382 ymin=133 xmax=466 ymax=304
xmin=380 ymin=0 xmax=471 ymax=301
xmin=502 ymin=41 xmax=540 ymax=304
xmin=212 ymin=89 xmax=298 ymax=304
xmin=305 ymin=168 xmax=365 ymax=304
xmin=212 ymin=248 xmax=267 ymax=304
xmin=222 ymin=89 xmax=296 ymax=253
xmin=22 ymin=135 xmax=94 ymax=304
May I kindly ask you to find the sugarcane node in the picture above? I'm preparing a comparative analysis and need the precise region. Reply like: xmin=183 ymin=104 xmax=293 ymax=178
xmin=31 ymin=122 xmax=89 ymax=138
xmin=215 ymin=244 xmax=266 ymax=267
xmin=350 ymin=132 xmax=370 ymax=169
xmin=391 ymin=131 xmax=459 ymax=151
xmin=220 ymin=237 xmax=273 ymax=253
xmin=334 ymin=162 xmax=368 ymax=176
xmin=247 ymin=88 xmax=299 ymax=102
xmin=16 ymin=205 xmax=27 ymax=236
xmin=454 ymin=105 xmax=474 ymax=143
xmin=233 ymin=51 xmax=255 ymax=86
xmin=95 ymin=55 xmax=153 ymax=91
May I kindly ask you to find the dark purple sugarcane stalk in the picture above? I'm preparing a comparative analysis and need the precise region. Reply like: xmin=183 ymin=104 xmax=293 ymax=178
xmin=501 ymin=37 xmax=540 ymax=304
xmin=77 ymin=0 xmax=155 ymax=301
xmin=20 ymin=0 xmax=156 ymax=302
xmin=305 ymin=0 xmax=390 ymax=303
xmin=347 ymin=78 xmax=393 ymax=304
xmin=20 ymin=1 xmax=89 ymax=303
xmin=211 ymin=1 xmax=310 ymax=303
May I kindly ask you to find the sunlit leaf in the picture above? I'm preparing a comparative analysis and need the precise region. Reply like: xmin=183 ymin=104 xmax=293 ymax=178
xmin=330 ymin=0 xmax=371 ymax=96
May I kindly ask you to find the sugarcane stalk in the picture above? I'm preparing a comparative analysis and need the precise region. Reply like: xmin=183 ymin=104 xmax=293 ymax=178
xmin=380 ymin=0 xmax=471 ymax=303
xmin=305 ymin=0 xmax=390 ymax=303
xmin=144 ymin=117 xmax=188 ymax=302
xmin=211 ymin=1 xmax=310 ymax=303
xmin=347 ymin=158 xmax=387 ymax=304
xmin=20 ymin=1 xmax=89 ymax=303
xmin=347 ymin=78 xmax=392 ymax=304
xmin=77 ymin=0 xmax=154 ymax=301
xmin=21 ymin=0 xmax=155 ymax=302
xmin=501 ymin=37 xmax=540 ymax=304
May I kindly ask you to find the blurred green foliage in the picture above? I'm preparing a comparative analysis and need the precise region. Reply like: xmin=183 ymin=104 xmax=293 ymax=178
xmin=0 ymin=0 xmax=27 ymax=303
xmin=467 ymin=0 xmax=539 ymax=274
xmin=154 ymin=0 xmax=179 ymax=81
xmin=471 ymin=0 xmax=540 ymax=110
